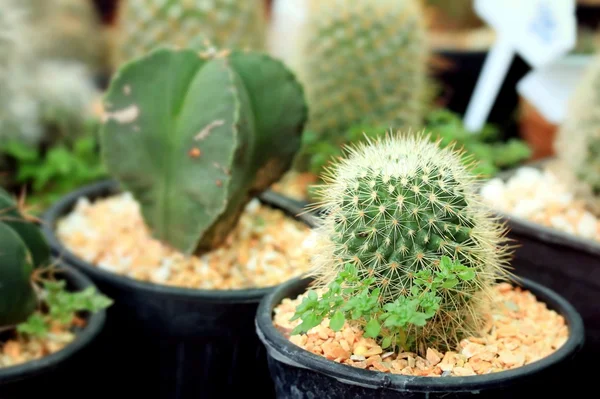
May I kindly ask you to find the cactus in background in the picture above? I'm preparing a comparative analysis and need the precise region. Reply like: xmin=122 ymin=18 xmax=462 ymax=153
xmin=295 ymin=0 xmax=429 ymax=140
xmin=291 ymin=132 xmax=511 ymax=354
xmin=0 ymin=0 xmax=102 ymax=147
xmin=554 ymin=55 xmax=600 ymax=214
xmin=0 ymin=187 xmax=50 ymax=328
xmin=113 ymin=0 xmax=267 ymax=67
xmin=22 ymin=0 xmax=107 ymax=71
xmin=0 ymin=0 xmax=106 ymax=72
xmin=101 ymin=46 xmax=308 ymax=255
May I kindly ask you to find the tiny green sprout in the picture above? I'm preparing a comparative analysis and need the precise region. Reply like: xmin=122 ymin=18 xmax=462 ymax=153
xmin=16 ymin=278 xmax=113 ymax=339
xmin=291 ymin=255 xmax=478 ymax=353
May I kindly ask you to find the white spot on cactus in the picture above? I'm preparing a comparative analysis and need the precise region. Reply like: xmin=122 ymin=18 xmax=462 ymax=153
xmin=103 ymin=104 xmax=139 ymax=124
xmin=123 ymin=85 xmax=132 ymax=95
xmin=195 ymin=120 xmax=225 ymax=140
xmin=133 ymin=126 xmax=140 ymax=132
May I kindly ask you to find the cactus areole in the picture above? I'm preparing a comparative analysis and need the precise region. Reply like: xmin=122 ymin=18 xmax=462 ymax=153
xmin=100 ymin=46 xmax=308 ymax=256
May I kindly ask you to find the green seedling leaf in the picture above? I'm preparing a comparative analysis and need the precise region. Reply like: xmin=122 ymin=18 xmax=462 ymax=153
xmin=329 ymin=310 xmax=345 ymax=331
xmin=364 ymin=318 xmax=381 ymax=338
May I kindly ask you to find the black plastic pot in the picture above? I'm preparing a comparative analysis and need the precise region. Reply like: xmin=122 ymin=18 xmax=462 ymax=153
xmin=0 ymin=262 xmax=107 ymax=399
xmin=40 ymin=180 xmax=317 ymax=399
xmin=256 ymin=275 xmax=584 ymax=399
xmin=488 ymin=158 xmax=600 ymax=369
xmin=432 ymin=49 xmax=531 ymax=139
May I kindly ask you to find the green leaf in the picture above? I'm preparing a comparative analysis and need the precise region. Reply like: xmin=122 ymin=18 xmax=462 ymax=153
xmin=409 ymin=312 xmax=431 ymax=327
xmin=329 ymin=310 xmax=345 ymax=331
xmin=458 ymin=268 xmax=476 ymax=281
xmin=441 ymin=278 xmax=459 ymax=289
xmin=364 ymin=318 xmax=381 ymax=338
xmin=382 ymin=336 xmax=392 ymax=349
xmin=16 ymin=313 xmax=48 ymax=337
xmin=291 ymin=313 xmax=320 ymax=335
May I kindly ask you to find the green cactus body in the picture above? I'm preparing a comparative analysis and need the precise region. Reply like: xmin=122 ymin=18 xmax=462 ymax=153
xmin=309 ymin=132 xmax=510 ymax=350
xmin=0 ymin=187 xmax=49 ymax=328
xmin=0 ymin=189 xmax=50 ymax=266
xmin=296 ymin=0 xmax=429 ymax=140
xmin=554 ymin=55 xmax=600 ymax=214
xmin=114 ymin=0 xmax=267 ymax=67
xmin=101 ymin=46 xmax=307 ymax=255
xmin=0 ymin=223 xmax=37 ymax=329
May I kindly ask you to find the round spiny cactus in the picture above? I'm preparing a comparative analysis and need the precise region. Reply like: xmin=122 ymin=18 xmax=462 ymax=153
xmin=308 ymin=131 xmax=511 ymax=351
xmin=113 ymin=0 xmax=267 ymax=67
xmin=554 ymin=54 xmax=600 ymax=214
xmin=296 ymin=0 xmax=429 ymax=139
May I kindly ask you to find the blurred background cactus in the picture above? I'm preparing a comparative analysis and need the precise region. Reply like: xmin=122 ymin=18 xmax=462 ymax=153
xmin=291 ymin=133 xmax=511 ymax=354
xmin=554 ymin=54 xmax=600 ymax=215
xmin=111 ymin=0 xmax=268 ymax=69
xmin=101 ymin=46 xmax=307 ymax=254
xmin=294 ymin=0 xmax=430 ymax=138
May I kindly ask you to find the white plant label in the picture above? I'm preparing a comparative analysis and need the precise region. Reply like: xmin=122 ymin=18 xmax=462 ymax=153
xmin=517 ymin=55 xmax=592 ymax=125
xmin=463 ymin=0 xmax=577 ymax=132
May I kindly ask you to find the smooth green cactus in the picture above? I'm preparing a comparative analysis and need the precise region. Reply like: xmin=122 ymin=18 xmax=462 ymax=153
xmin=295 ymin=0 xmax=429 ymax=140
xmin=113 ymin=0 xmax=267 ymax=67
xmin=554 ymin=54 xmax=600 ymax=214
xmin=0 ymin=187 xmax=50 ymax=328
xmin=293 ymin=132 xmax=511 ymax=353
xmin=0 ymin=186 xmax=112 ymax=333
xmin=101 ymin=46 xmax=308 ymax=255
xmin=0 ymin=223 xmax=37 ymax=329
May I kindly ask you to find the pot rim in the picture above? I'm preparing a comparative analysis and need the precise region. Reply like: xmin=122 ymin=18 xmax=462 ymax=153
xmin=255 ymin=274 xmax=585 ymax=393
xmin=0 ymin=261 xmax=107 ymax=383
xmin=40 ymin=179 xmax=320 ymax=304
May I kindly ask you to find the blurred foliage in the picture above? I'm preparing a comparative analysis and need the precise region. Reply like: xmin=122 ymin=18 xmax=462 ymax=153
xmin=295 ymin=108 xmax=532 ymax=184
xmin=0 ymin=117 xmax=107 ymax=212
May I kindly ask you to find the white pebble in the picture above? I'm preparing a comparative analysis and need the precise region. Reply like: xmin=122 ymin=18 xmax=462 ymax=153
xmin=550 ymin=216 xmax=575 ymax=234
xmin=512 ymin=199 xmax=543 ymax=218
xmin=577 ymin=212 xmax=597 ymax=239
xmin=245 ymin=198 xmax=261 ymax=214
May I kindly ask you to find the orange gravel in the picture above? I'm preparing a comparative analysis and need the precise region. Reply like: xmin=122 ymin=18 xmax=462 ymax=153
xmin=273 ymin=282 xmax=569 ymax=377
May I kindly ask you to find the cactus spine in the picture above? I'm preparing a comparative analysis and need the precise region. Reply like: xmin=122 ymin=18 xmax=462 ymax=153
xmin=307 ymin=132 xmax=511 ymax=352
xmin=101 ymin=45 xmax=308 ymax=255
xmin=113 ymin=0 xmax=267 ymax=67
xmin=554 ymin=55 xmax=600 ymax=214
xmin=295 ymin=0 xmax=429 ymax=139
xmin=0 ymin=187 xmax=51 ymax=328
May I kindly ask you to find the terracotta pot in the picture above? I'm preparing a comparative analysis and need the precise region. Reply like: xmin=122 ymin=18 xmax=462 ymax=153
xmin=517 ymin=96 xmax=558 ymax=161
